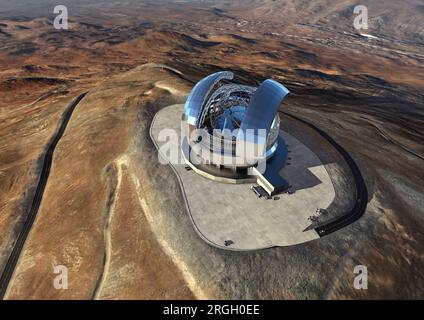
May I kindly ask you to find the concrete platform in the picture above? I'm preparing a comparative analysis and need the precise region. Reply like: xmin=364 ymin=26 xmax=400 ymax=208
xmin=150 ymin=104 xmax=336 ymax=250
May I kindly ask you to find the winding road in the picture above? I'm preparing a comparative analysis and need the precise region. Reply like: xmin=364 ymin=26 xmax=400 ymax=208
xmin=282 ymin=112 xmax=368 ymax=237
xmin=0 ymin=93 xmax=87 ymax=299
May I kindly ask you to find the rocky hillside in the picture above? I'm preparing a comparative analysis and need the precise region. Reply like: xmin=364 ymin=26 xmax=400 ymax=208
xmin=0 ymin=1 xmax=423 ymax=299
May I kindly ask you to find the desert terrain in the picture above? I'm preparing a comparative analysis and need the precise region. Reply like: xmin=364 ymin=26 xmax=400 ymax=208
xmin=0 ymin=0 xmax=423 ymax=299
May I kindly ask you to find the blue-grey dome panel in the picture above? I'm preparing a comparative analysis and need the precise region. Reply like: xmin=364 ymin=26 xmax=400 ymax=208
xmin=183 ymin=71 xmax=234 ymax=126
xmin=240 ymin=79 xmax=289 ymax=134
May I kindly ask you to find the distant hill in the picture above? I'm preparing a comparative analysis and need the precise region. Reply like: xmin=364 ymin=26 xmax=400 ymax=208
xmin=210 ymin=0 xmax=424 ymax=43
xmin=1 ymin=0 xmax=422 ymax=43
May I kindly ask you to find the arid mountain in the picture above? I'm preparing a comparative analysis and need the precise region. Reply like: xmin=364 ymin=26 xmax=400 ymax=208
xmin=0 ymin=0 xmax=423 ymax=299
xmin=206 ymin=0 xmax=424 ymax=43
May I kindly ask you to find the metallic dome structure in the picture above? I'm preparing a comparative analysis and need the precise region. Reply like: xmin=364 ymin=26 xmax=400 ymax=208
xmin=182 ymin=71 xmax=291 ymax=195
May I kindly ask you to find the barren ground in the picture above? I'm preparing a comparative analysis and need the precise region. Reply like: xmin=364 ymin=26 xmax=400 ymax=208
xmin=0 ymin=1 xmax=423 ymax=299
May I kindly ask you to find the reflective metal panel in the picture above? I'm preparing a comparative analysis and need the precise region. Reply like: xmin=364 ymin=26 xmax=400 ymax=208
xmin=240 ymin=79 xmax=289 ymax=134
xmin=183 ymin=71 xmax=234 ymax=126
xmin=236 ymin=79 xmax=288 ymax=160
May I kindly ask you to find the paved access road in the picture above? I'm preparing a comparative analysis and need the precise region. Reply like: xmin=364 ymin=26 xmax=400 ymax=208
xmin=0 ymin=93 xmax=87 ymax=299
